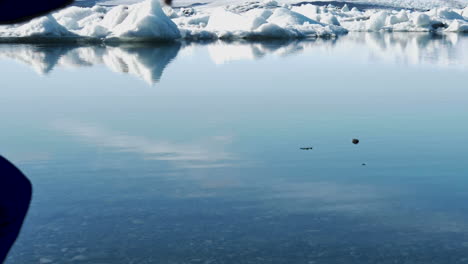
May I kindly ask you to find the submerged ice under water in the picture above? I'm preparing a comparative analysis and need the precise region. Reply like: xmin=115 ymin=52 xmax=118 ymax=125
xmin=1 ymin=33 xmax=468 ymax=263
xmin=0 ymin=0 xmax=467 ymax=41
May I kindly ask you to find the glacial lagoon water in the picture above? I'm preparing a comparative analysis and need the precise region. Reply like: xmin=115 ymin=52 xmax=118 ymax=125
xmin=1 ymin=33 xmax=468 ymax=263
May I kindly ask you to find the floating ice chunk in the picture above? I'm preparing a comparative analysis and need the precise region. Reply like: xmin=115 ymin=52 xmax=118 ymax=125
xmin=108 ymin=0 xmax=180 ymax=40
xmin=162 ymin=6 xmax=179 ymax=19
xmin=0 ymin=15 xmax=75 ymax=38
xmin=201 ymin=4 xmax=346 ymax=39
xmin=54 ymin=7 xmax=97 ymax=30
xmin=175 ymin=14 xmax=210 ymax=27
xmin=81 ymin=24 xmax=109 ymax=38
xmin=263 ymin=0 xmax=279 ymax=8
xmin=413 ymin=13 xmax=432 ymax=27
xmin=396 ymin=10 xmax=410 ymax=23
xmin=367 ymin=11 xmax=388 ymax=31
xmin=342 ymin=4 xmax=350 ymax=12
xmin=179 ymin=28 xmax=217 ymax=40
xmin=463 ymin=7 xmax=468 ymax=18
xmin=91 ymin=5 xmax=108 ymax=13
xmin=1 ymin=0 xmax=467 ymax=42
xmin=255 ymin=23 xmax=290 ymax=38
xmin=386 ymin=11 xmax=409 ymax=25
xmin=76 ymin=6 xmax=126 ymax=37
xmin=321 ymin=14 xmax=341 ymax=26
xmin=244 ymin=9 xmax=274 ymax=20
xmin=291 ymin=4 xmax=319 ymax=19
xmin=435 ymin=7 xmax=465 ymax=20
xmin=100 ymin=6 xmax=130 ymax=29
xmin=446 ymin=20 xmax=468 ymax=32
xmin=267 ymin=8 xmax=320 ymax=28
xmin=386 ymin=15 xmax=399 ymax=25
xmin=206 ymin=8 xmax=266 ymax=32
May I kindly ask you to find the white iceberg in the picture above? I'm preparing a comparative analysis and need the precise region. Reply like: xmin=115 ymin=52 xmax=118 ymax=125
xmin=0 ymin=15 xmax=76 ymax=39
xmin=0 ymin=0 xmax=468 ymax=42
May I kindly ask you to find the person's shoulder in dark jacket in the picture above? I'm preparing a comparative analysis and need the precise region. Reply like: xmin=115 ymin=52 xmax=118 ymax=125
xmin=0 ymin=0 xmax=74 ymax=24
xmin=0 ymin=156 xmax=32 ymax=263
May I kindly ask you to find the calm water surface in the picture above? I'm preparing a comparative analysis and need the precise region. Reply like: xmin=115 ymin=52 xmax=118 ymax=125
xmin=1 ymin=33 xmax=468 ymax=264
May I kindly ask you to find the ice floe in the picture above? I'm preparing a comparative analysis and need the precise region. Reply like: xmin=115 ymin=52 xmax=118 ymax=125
xmin=0 ymin=0 xmax=467 ymax=41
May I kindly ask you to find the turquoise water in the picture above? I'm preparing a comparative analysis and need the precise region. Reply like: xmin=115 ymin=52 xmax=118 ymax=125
xmin=1 ymin=33 xmax=468 ymax=263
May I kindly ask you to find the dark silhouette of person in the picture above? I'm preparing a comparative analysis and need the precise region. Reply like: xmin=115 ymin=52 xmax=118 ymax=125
xmin=0 ymin=0 xmax=74 ymax=24
xmin=0 ymin=156 xmax=32 ymax=263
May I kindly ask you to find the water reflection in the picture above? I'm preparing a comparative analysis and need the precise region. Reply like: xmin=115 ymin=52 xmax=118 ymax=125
xmin=53 ymin=120 xmax=235 ymax=169
xmin=1 ymin=33 xmax=467 ymax=85
xmin=1 ymin=32 xmax=468 ymax=264
xmin=204 ymin=39 xmax=328 ymax=64
xmin=345 ymin=33 xmax=468 ymax=68
xmin=0 ymin=43 xmax=181 ymax=84
xmin=202 ymin=33 xmax=468 ymax=67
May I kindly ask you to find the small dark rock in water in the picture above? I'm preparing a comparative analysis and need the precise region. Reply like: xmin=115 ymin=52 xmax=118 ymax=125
xmin=352 ymin=139 xmax=360 ymax=144
xmin=362 ymin=163 xmax=366 ymax=166
xmin=300 ymin=147 xmax=313 ymax=150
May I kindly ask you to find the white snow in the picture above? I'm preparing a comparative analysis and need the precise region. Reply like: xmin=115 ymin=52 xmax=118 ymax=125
xmin=0 ymin=0 xmax=468 ymax=42
xmin=106 ymin=0 xmax=180 ymax=40
xmin=0 ymin=15 xmax=76 ymax=38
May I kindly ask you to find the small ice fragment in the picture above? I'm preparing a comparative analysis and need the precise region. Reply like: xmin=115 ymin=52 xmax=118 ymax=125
xmin=413 ymin=13 xmax=431 ymax=27
xmin=436 ymin=7 xmax=464 ymax=20
xmin=341 ymin=4 xmax=350 ymax=12
xmin=322 ymin=15 xmax=340 ymax=26
xmin=446 ymin=20 xmax=468 ymax=32
xmin=367 ymin=11 xmax=388 ymax=31
xmin=463 ymin=7 xmax=468 ymax=18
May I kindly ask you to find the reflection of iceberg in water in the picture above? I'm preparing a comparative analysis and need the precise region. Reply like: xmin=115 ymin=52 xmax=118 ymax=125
xmin=205 ymin=39 xmax=329 ymax=64
xmin=344 ymin=33 xmax=468 ymax=68
xmin=0 ymin=33 xmax=466 ymax=85
xmin=203 ymin=33 xmax=468 ymax=69
xmin=0 ymin=44 xmax=76 ymax=74
xmin=101 ymin=44 xmax=181 ymax=83
xmin=0 ymin=43 xmax=181 ymax=84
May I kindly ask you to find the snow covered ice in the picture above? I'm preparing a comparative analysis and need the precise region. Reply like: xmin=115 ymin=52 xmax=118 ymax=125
xmin=0 ymin=0 xmax=467 ymax=42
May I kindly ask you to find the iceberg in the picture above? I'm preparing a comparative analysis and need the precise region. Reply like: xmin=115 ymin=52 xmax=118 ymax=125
xmin=0 ymin=0 xmax=468 ymax=42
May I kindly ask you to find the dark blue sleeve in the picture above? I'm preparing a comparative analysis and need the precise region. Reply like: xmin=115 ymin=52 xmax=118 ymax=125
xmin=0 ymin=156 xmax=32 ymax=263
xmin=0 ymin=0 xmax=74 ymax=24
